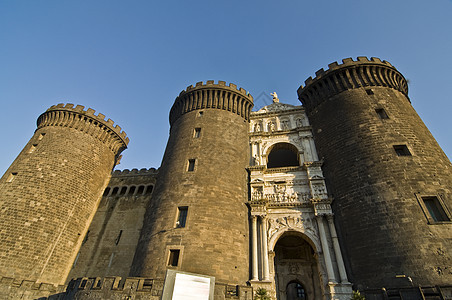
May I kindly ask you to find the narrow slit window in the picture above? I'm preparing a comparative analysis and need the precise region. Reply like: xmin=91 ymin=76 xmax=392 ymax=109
xmin=422 ymin=196 xmax=450 ymax=222
xmin=366 ymin=88 xmax=374 ymax=95
xmin=187 ymin=159 xmax=196 ymax=172
xmin=176 ymin=206 xmax=188 ymax=228
xmin=198 ymin=111 xmax=204 ymax=117
xmin=194 ymin=128 xmax=201 ymax=138
xmin=38 ymin=133 xmax=46 ymax=140
xmin=168 ymin=249 xmax=180 ymax=266
xmin=393 ymin=145 xmax=411 ymax=156
xmin=115 ymin=230 xmax=123 ymax=245
xmin=375 ymin=108 xmax=389 ymax=119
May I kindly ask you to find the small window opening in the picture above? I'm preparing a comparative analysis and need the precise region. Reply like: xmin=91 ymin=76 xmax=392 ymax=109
xmin=38 ymin=133 xmax=46 ymax=140
xmin=82 ymin=230 xmax=90 ymax=245
xmin=112 ymin=187 xmax=119 ymax=195
xmin=80 ymin=279 xmax=88 ymax=289
xmin=95 ymin=279 xmax=102 ymax=288
xmin=143 ymin=279 xmax=153 ymax=289
xmin=119 ymin=186 xmax=127 ymax=196
xmin=128 ymin=186 xmax=136 ymax=195
xmin=375 ymin=108 xmax=389 ymax=119
xmin=103 ymin=188 xmax=111 ymax=196
xmin=176 ymin=206 xmax=188 ymax=228
xmin=198 ymin=111 xmax=204 ymax=117
xmin=137 ymin=185 xmax=145 ymax=195
xmin=115 ymin=230 xmax=123 ymax=245
xmin=422 ymin=196 xmax=450 ymax=222
xmin=146 ymin=185 xmax=153 ymax=194
xmin=168 ymin=249 xmax=180 ymax=266
xmin=72 ymin=252 xmax=80 ymax=268
xmin=6 ymin=172 xmax=17 ymax=183
xmin=366 ymin=88 xmax=374 ymax=95
xmin=28 ymin=144 xmax=38 ymax=153
xmin=393 ymin=145 xmax=411 ymax=156
xmin=187 ymin=159 xmax=196 ymax=172
xmin=226 ymin=286 xmax=238 ymax=296
xmin=194 ymin=128 xmax=201 ymax=138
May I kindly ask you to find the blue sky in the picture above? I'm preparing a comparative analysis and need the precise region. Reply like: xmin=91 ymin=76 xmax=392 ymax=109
xmin=1 ymin=0 xmax=451 ymax=174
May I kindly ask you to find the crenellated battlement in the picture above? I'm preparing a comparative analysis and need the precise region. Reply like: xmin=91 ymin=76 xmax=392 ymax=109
xmin=170 ymin=80 xmax=254 ymax=125
xmin=112 ymin=167 xmax=159 ymax=176
xmin=182 ymin=80 xmax=252 ymax=98
xmin=37 ymin=103 xmax=129 ymax=153
xmin=297 ymin=57 xmax=409 ymax=112
xmin=64 ymin=277 xmax=253 ymax=299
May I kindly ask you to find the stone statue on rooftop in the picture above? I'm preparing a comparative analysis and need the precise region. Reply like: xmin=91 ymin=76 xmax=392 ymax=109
xmin=271 ymin=92 xmax=279 ymax=103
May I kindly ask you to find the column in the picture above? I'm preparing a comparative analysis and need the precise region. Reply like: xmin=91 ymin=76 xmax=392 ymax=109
xmin=316 ymin=215 xmax=337 ymax=283
xmin=251 ymin=215 xmax=259 ymax=281
xmin=327 ymin=214 xmax=349 ymax=283
xmin=261 ymin=216 xmax=270 ymax=281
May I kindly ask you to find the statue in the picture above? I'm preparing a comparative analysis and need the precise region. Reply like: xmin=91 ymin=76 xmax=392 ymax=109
xmin=270 ymin=92 xmax=279 ymax=103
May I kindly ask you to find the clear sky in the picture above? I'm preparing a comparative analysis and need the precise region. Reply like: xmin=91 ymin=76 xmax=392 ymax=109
xmin=1 ymin=0 xmax=451 ymax=174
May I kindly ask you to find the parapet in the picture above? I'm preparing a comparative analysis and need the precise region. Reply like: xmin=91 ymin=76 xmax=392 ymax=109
xmin=37 ymin=103 xmax=129 ymax=154
xmin=169 ymin=80 xmax=254 ymax=125
xmin=297 ymin=57 xmax=409 ymax=112
xmin=112 ymin=167 xmax=159 ymax=177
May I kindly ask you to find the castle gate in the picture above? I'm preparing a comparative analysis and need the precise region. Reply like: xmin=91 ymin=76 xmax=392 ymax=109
xmin=273 ymin=233 xmax=321 ymax=300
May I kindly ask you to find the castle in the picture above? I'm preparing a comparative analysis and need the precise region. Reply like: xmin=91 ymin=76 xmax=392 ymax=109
xmin=0 ymin=57 xmax=451 ymax=300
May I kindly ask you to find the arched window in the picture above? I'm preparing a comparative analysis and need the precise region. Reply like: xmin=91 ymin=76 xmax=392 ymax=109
xmin=128 ymin=186 xmax=136 ymax=195
xmin=267 ymin=143 xmax=299 ymax=168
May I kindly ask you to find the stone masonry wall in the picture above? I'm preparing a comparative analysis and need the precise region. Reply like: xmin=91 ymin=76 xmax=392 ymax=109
xmin=131 ymin=82 xmax=253 ymax=285
xmin=298 ymin=58 xmax=452 ymax=289
xmin=0 ymin=104 xmax=128 ymax=286
xmin=67 ymin=168 xmax=158 ymax=282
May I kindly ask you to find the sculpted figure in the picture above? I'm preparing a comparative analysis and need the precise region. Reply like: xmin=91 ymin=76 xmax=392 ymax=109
xmin=270 ymin=92 xmax=279 ymax=103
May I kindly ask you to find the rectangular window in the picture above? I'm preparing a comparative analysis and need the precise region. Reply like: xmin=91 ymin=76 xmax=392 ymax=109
xmin=187 ymin=159 xmax=196 ymax=172
xmin=366 ymin=89 xmax=374 ymax=95
xmin=375 ymin=108 xmax=389 ymax=119
xmin=168 ymin=249 xmax=180 ymax=266
xmin=393 ymin=145 xmax=411 ymax=156
xmin=422 ymin=196 xmax=450 ymax=222
xmin=176 ymin=206 xmax=188 ymax=228
xmin=194 ymin=128 xmax=201 ymax=138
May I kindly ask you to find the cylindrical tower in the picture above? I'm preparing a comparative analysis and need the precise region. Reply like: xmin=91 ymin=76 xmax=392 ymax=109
xmin=0 ymin=103 xmax=128 ymax=285
xmin=131 ymin=80 xmax=253 ymax=284
xmin=297 ymin=57 xmax=452 ymax=289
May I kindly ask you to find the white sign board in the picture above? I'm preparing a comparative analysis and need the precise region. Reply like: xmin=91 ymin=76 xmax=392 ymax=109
xmin=172 ymin=273 xmax=211 ymax=300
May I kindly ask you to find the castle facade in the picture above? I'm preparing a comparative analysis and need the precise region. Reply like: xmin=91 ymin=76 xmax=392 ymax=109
xmin=0 ymin=57 xmax=451 ymax=300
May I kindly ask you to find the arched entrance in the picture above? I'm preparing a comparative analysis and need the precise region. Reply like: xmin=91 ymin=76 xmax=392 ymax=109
xmin=273 ymin=233 xmax=322 ymax=300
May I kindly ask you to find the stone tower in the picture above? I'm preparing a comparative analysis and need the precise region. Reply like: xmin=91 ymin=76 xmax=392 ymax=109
xmin=131 ymin=81 xmax=253 ymax=284
xmin=297 ymin=57 xmax=452 ymax=290
xmin=0 ymin=104 xmax=128 ymax=285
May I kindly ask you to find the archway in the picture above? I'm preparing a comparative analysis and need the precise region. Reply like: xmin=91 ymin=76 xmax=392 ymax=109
xmin=267 ymin=143 xmax=299 ymax=168
xmin=273 ymin=232 xmax=322 ymax=300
